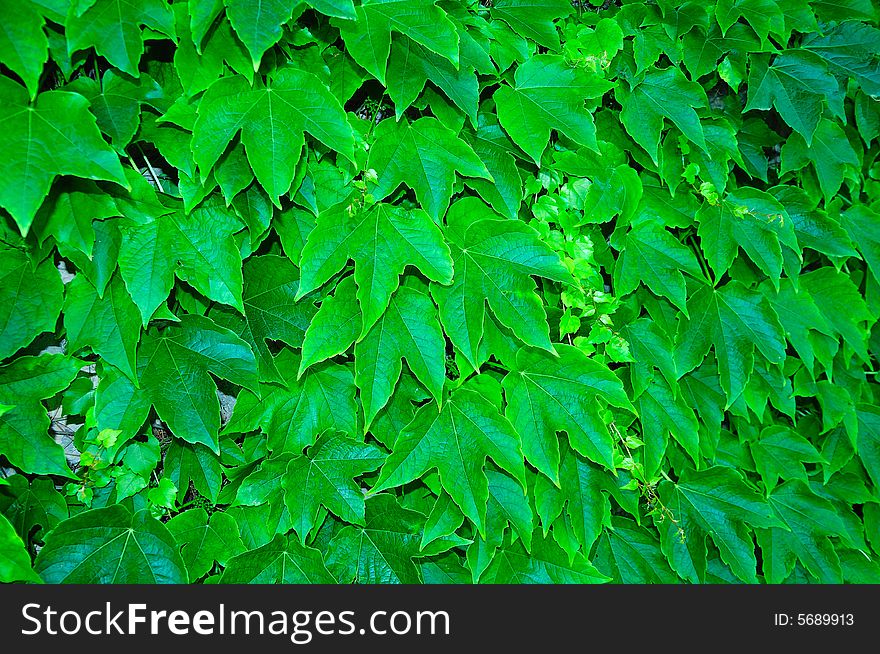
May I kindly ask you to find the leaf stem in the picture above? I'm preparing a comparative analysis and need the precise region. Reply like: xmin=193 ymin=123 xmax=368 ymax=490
xmin=136 ymin=145 xmax=165 ymax=194
xmin=688 ymin=235 xmax=714 ymax=286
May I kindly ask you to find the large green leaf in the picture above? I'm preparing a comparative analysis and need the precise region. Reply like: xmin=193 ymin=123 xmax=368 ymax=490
xmin=503 ymin=344 xmax=632 ymax=480
xmin=282 ymin=432 xmax=385 ymax=542
xmin=675 ymin=282 xmax=787 ymax=405
xmin=614 ymin=222 xmax=705 ymax=313
xmin=490 ymin=0 xmax=572 ymax=50
xmin=758 ymin=481 xmax=849 ymax=583
xmin=658 ymin=467 xmax=782 ymax=583
xmin=355 ymin=284 xmax=447 ymax=428
xmin=35 ymin=505 xmax=187 ymax=583
xmin=298 ymin=202 xmax=453 ymax=333
xmin=431 ymin=199 xmax=570 ymax=367
xmin=211 ymin=254 xmax=317 ymax=383
xmin=495 ymin=55 xmax=611 ymax=164
xmin=192 ymin=68 xmax=354 ymax=204
xmin=0 ymin=354 xmax=81 ymax=477
xmin=0 ymin=0 xmax=48 ymax=99
xmin=138 ymin=315 xmax=259 ymax=453
xmin=65 ymin=0 xmax=175 ymax=77
xmin=167 ymin=508 xmax=246 ymax=580
xmin=334 ymin=0 xmax=458 ymax=83
xmin=618 ymin=66 xmax=708 ymax=163
xmin=118 ymin=189 xmax=244 ymax=324
xmin=0 ymin=249 xmax=63 ymax=360
xmin=226 ymin=350 xmax=358 ymax=453
xmin=223 ymin=0 xmax=299 ymax=68
xmin=0 ymin=78 xmax=128 ymax=234
xmin=374 ymin=386 xmax=526 ymax=533
xmin=326 ymin=494 xmax=435 ymax=584
xmin=745 ymin=50 xmax=842 ymax=144
xmin=220 ymin=533 xmax=336 ymax=583
xmin=695 ymin=188 xmax=799 ymax=286
xmin=367 ymin=117 xmax=491 ymax=221
xmin=479 ymin=531 xmax=608 ymax=583
xmin=63 ymin=273 xmax=140 ymax=381
xmin=0 ymin=513 xmax=41 ymax=583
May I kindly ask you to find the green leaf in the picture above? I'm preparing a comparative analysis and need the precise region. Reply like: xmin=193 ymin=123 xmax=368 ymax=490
xmin=495 ymin=55 xmax=611 ymax=164
xmin=326 ymin=494 xmax=431 ymax=584
xmin=299 ymin=275 xmax=362 ymax=373
xmin=431 ymin=199 xmax=570 ymax=367
xmin=595 ymin=517 xmax=678 ymax=584
xmin=0 ymin=78 xmax=128 ymax=234
xmin=771 ymin=185 xmax=856 ymax=259
xmin=334 ymin=0 xmax=459 ymax=83
xmin=35 ymin=505 xmax=187 ymax=583
xmin=857 ymin=404 xmax=880 ymax=489
xmin=367 ymin=117 xmax=491 ymax=221
xmin=637 ymin=376 xmax=700 ymax=477
xmin=695 ymin=188 xmax=799 ymax=286
xmin=211 ymin=254 xmax=317 ymax=383
xmin=745 ymin=50 xmax=842 ymax=144
xmin=374 ymin=386 xmax=525 ymax=534
xmin=386 ymin=37 xmax=478 ymax=122
xmin=422 ymin=492 xmax=465 ymax=551
xmin=0 ymin=354 xmax=81 ymax=477
xmin=675 ymin=282 xmax=787 ymax=406
xmin=221 ymin=533 xmax=336 ymax=583
xmin=490 ymin=0 xmax=572 ymax=50
xmin=33 ymin=180 xmax=119 ymax=258
xmin=480 ymin=530 xmax=608 ymax=583
xmin=0 ymin=475 xmax=67 ymax=543
xmin=801 ymin=267 xmax=872 ymax=362
xmin=192 ymin=68 xmax=354 ymax=204
xmin=463 ymin=118 xmax=523 ymax=219
xmin=282 ymin=432 xmax=385 ymax=542
xmin=65 ymin=0 xmax=175 ymax=77
xmin=841 ymin=205 xmax=880 ymax=282
xmin=163 ymin=440 xmax=223 ymax=503
xmin=72 ymin=70 xmax=164 ymax=149
xmin=780 ymin=118 xmax=860 ymax=201
xmin=223 ymin=0 xmax=298 ymax=68
xmin=63 ymin=273 xmax=140 ymax=381
xmin=659 ymin=467 xmax=781 ymax=583
xmin=94 ymin=366 xmax=150 ymax=444
xmin=802 ymin=21 xmax=880 ymax=96
xmin=503 ymin=344 xmax=632 ymax=480
xmin=118 ymin=191 xmax=244 ymax=324
xmin=355 ymin=284 xmax=447 ymax=428
xmin=138 ymin=315 xmax=259 ymax=453
xmin=618 ymin=66 xmax=708 ymax=164
xmin=298 ymin=202 xmax=453 ymax=334
xmin=534 ymin=444 xmax=614 ymax=555
xmin=715 ymin=0 xmax=784 ymax=42
xmin=0 ymin=249 xmax=63 ymax=360
xmin=307 ymin=0 xmax=356 ymax=19
xmin=0 ymin=513 xmax=41 ymax=583
xmin=167 ymin=508 xmax=245 ymax=579
xmin=226 ymin=350 xmax=358 ymax=453
xmin=614 ymin=222 xmax=704 ymax=313
xmin=758 ymin=481 xmax=848 ymax=583
xmin=681 ymin=24 xmax=760 ymax=81
xmin=751 ymin=425 xmax=825 ymax=490
xmin=0 ymin=353 xmax=83 ymax=406
xmin=466 ymin=470 xmax=533 ymax=579
xmin=0 ymin=0 xmax=48 ymax=99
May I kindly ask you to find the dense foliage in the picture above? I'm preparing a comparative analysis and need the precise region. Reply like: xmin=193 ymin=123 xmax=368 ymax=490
xmin=1 ymin=0 xmax=879 ymax=585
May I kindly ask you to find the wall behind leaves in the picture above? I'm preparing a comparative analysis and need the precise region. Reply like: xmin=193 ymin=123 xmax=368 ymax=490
xmin=1 ymin=0 xmax=879 ymax=584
